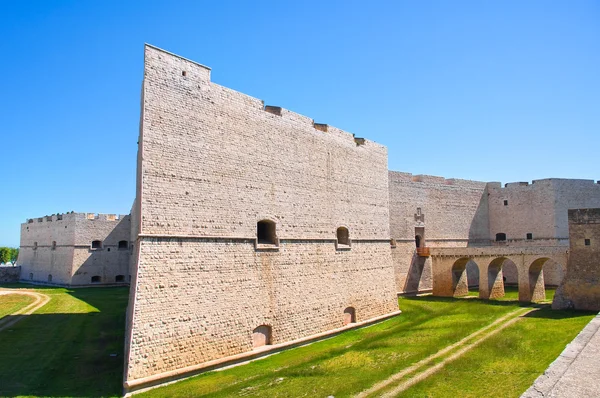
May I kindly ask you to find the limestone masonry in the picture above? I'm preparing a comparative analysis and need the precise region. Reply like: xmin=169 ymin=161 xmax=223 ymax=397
xmin=15 ymin=44 xmax=600 ymax=392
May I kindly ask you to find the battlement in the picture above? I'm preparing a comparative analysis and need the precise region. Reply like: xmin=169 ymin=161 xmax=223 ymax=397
xmin=488 ymin=178 xmax=600 ymax=190
xmin=388 ymin=171 xmax=486 ymax=188
xmin=145 ymin=43 xmax=382 ymax=150
xmin=25 ymin=212 xmax=129 ymax=224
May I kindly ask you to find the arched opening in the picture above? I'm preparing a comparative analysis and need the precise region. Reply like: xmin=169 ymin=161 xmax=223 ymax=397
xmin=257 ymin=220 xmax=277 ymax=245
xmin=91 ymin=240 xmax=102 ymax=249
xmin=47 ymin=274 xmax=52 ymax=283
xmin=91 ymin=275 xmax=101 ymax=283
xmin=466 ymin=260 xmax=480 ymax=289
xmin=486 ymin=257 xmax=509 ymax=299
xmin=415 ymin=235 xmax=422 ymax=248
xmin=29 ymin=273 xmax=33 ymax=280
xmin=343 ymin=307 xmax=356 ymax=325
xmin=540 ymin=259 xmax=564 ymax=287
xmin=528 ymin=258 xmax=549 ymax=302
xmin=115 ymin=275 xmax=125 ymax=282
xmin=495 ymin=233 xmax=506 ymax=242
xmin=337 ymin=227 xmax=350 ymax=246
xmin=501 ymin=259 xmax=518 ymax=286
xmin=252 ymin=325 xmax=272 ymax=348
xmin=51 ymin=241 xmax=56 ymax=250
xmin=118 ymin=240 xmax=128 ymax=250
xmin=451 ymin=258 xmax=471 ymax=297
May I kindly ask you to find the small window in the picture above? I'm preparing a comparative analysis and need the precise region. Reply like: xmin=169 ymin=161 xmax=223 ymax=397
xmin=337 ymin=227 xmax=350 ymax=246
xmin=252 ymin=325 xmax=272 ymax=348
xmin=526 ymin=233 xmax=533 ymax=240
xmin=91 ymin=275 xmax=101 ymax=283
xmin=29 ymin=273 xmax=33 ymax=280
xmin=257 ymin=220 xmax=277 ymax=245
xmin=48 ymin=274 xmax=52 ymax=283
xmin=118 ymin=240 xmax=128 ymax=250
xmin=343 ymin=307 xmax=356 ymax=325
xmin=91 ymin=240 xmax=102 ymax=249
xmin=390 ymin=238 xmax=397 ymax=248
xmin=585 ymin=239 xmax=591 ymax=246
xmin=115 ymin=275 xmax=125 ymax=282
xmin=33 ymin=242 xmax=38 ymax=250
xmin=51 ymin=241 xmax=56 ymax=250
xmin=496 ymin=233 xmax=507 ymax=242
xmin=503 ymin=200 xmax=508 ymax=206
xmin=182 ymin=70 xmax=187 ymax=76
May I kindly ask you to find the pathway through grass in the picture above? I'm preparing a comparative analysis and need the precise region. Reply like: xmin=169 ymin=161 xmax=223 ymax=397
xmin=0 ymin=292 xmax=34 ymax=318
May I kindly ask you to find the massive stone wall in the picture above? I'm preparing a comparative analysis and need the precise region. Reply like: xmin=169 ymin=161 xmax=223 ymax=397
xmin=124 ymin=45 xmax=398 ymax=387
xmin=553 ymin=208 xmax=600 ymax=311
xmin=388 ymin=172 xmax=488 ymax=292
xmin=487 ymin=179 xmax=600 ymax=246
xmin=17 ymin=213 xmax=131 ymax=285
xmin=0 ymin=266 xmax=20 ymax=283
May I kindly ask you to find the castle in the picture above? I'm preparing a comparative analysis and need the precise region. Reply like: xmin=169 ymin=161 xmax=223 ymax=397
xmin=15 ymin=45 xmax=600 ymax=393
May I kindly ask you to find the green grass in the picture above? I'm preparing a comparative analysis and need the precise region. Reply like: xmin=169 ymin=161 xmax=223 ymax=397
xmin=138 ymin=298 xmax=523 ymax=398
xmin=467 ymin=285 xmax=557 ymax=301
xmin=0 ymin=293 xmax=35 ymax=318
xmin=402 ymin=307 xmax=594 ymax=397
xmin=0 ymin=283 xmax=129 ymax=397
xmin=0 ymin=284 xmax=593 ymax=398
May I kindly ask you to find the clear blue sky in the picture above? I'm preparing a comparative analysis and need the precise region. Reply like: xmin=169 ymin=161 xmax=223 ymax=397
xmin=1 ymin=1 xmax=598 ymax=247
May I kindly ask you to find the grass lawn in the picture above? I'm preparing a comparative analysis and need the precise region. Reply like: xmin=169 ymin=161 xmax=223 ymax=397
xmin=0 ymin=284 xmax=593 ymax=398
xmin=0 ymin=293 xmax=35 ymax=318
xmin=0 ymin=283 xmax=129 ymax=397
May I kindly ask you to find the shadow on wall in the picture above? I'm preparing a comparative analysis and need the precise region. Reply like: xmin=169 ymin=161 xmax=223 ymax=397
xmin=403 ymin=254 xmax=430 ymax=293
xmin=71 ymin=218 xmax=131 ymax=285
xmin=467 ymin=189 xmax=491 ymax=247
xmin=0 ymin=284 xmax=129 ymax=397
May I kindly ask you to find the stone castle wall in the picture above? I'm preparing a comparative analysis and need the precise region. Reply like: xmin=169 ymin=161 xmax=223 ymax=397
xmin=17 ymin=213 xmax=131 ymax=285
xmin=553 ymin=208 xmax=600 ymax=311
xmin=124 ymin=45 xmax=398 ymax=386
xmin=487 ymin=179 xmax=600 ymax=246
xmin=388 ymin=172 xmax=488 ymax=292
xmin=0 ymin=266 xmax=20 ymax=283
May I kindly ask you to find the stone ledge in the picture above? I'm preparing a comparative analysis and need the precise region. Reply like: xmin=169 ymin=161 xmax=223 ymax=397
xmin=124 ymin=309 xmax=402 ymax=396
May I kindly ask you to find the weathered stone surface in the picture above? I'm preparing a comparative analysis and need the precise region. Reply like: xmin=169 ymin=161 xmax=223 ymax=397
xmin=0 ymin=266 xmax=20 ymax=283
xmin=124 ymin=45 xmax=399 ymax=387
xmin=553 ymin=208 xmax=600 ymax=311
xmin=17 ymin=213 xmax=131 ymax=285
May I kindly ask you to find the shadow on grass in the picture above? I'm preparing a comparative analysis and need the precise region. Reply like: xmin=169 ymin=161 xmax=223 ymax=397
xmin=0 ymin=284 xmax=129 ymax=397
xmin=522 ymin=307 xmax=597 ymax=320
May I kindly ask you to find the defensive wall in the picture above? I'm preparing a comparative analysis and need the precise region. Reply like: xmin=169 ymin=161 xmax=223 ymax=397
xmin=388 ymin=172 xmax=489 ymax=293
xmin=18 ymin=212 xmax=131 ymax=285
xmin=553 ymin=208 xmax=600 ymax=311
xmin=0 ymin=266 xmax=20 ymax=283
xmin=123 ymin=44 xmax=399 ymax=391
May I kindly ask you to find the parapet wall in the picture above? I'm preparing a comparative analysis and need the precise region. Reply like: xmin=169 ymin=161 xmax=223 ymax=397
xmin=124 ymin=45 xmax=398 ymax=388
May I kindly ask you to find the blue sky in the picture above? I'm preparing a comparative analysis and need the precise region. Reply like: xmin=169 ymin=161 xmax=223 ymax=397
xmin=1 ymin=1 xmax=598 ymax=247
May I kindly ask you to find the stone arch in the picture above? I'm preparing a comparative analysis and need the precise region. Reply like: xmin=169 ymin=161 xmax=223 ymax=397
xmin=528 ymin=258 xmax=549 ymax=302
xmin=252 ymin=325 xmax=272 ymax=348
xmin=451 ymin=257 xmax=471 ymax=297
xmin=343 ymin=307 xmax=356 ymax=325
xmin=540 ymin=258 xmax=564 ymax=287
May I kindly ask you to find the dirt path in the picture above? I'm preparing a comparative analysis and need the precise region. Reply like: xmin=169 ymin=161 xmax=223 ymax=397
xmin=0 ymin=289 xmax=51 ymax=332
xmin=356 ymin=306 xmax=537 ymax=398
